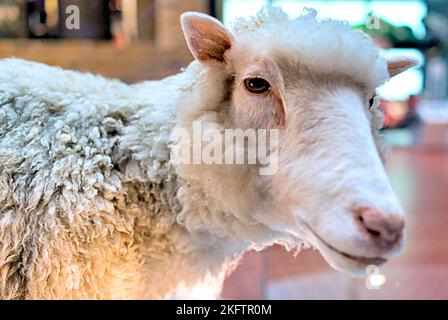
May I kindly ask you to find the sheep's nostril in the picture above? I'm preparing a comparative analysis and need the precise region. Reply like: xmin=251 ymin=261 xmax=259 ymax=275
xmin=358 ymin=215 xmax=382 ymax=237
xmin=356 ymin=208 xmax=404 ymax=246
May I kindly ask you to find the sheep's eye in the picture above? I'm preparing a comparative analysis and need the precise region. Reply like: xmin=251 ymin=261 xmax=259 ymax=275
xmin=244 ymin=77 xmax=270 ymax=93
xmin=368 ymin=95 xmax=376 ymax=108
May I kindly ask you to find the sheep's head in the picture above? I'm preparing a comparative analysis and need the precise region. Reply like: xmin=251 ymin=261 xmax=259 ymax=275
xmin=177 ymin=8 xmax=417 ymax=274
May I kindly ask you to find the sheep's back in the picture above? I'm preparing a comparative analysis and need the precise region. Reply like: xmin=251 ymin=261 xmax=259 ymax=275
xmin=0 ymin=58 xmax=135 ymax=215
xmin=0 ymin=58 xmax=169 ymax=299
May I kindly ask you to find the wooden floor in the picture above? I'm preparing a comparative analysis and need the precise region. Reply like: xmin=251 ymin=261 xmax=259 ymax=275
xmin=222 ymin=146 xmax=448 ymax=299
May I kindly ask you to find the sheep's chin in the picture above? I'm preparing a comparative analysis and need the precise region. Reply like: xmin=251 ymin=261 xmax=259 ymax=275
xmin=291 ymin=220 xmax=387 ymax=275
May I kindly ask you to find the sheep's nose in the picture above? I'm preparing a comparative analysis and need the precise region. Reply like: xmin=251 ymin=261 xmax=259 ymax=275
xmin=355 ymin=208 xmax=404 ymax=247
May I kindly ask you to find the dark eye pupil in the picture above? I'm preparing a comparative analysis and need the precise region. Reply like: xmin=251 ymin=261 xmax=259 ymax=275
xmin=369 ymin=96 xmax=375 ymax=107
xmin=244 ymin=78 xmax=270 ymax=93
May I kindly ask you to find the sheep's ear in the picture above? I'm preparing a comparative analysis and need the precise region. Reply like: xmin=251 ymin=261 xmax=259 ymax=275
xmin=181 ymin=12 xmax=234 ymax=65
xmin=387 ymin=56 xmax=418 ymax=77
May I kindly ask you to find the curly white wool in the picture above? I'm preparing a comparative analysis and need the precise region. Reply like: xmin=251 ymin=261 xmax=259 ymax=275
xmin=0 ymin=7 xmax=391 ymax=299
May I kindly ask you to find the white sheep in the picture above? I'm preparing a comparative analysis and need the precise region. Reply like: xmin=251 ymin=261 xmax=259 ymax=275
xmin=0 ymin=7 xmax=416 ymax=299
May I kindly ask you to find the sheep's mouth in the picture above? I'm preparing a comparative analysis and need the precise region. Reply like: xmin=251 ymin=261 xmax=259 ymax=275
xmin=304 ymin=223 xmax=387 ymax=266
xmin=320 ymin=239 xmax=387 ymax=265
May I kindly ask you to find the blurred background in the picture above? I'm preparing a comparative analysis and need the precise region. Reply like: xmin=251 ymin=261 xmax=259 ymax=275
xmin=0 ymin=0 xmax=447 ymax=299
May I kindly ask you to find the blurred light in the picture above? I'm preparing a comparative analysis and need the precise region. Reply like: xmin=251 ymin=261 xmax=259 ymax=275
xmin=387 ymin=101 xmax=409 ymax=120
xmin=223 ymin=0 xmax=266 ymax=27
xmin=0 ymin=5 xmax=20 ymax=22
xmin=274 ymin=0 xmax=366 ymax=24
xmin=368 ymin=273 xmax=387 ymax=288
xmin=45 ymin=0 xmax=59 ymax=29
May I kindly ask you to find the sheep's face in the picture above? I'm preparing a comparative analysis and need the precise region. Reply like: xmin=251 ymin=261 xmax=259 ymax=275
xmin=181 ymin=11 xmax=417 ymax=274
